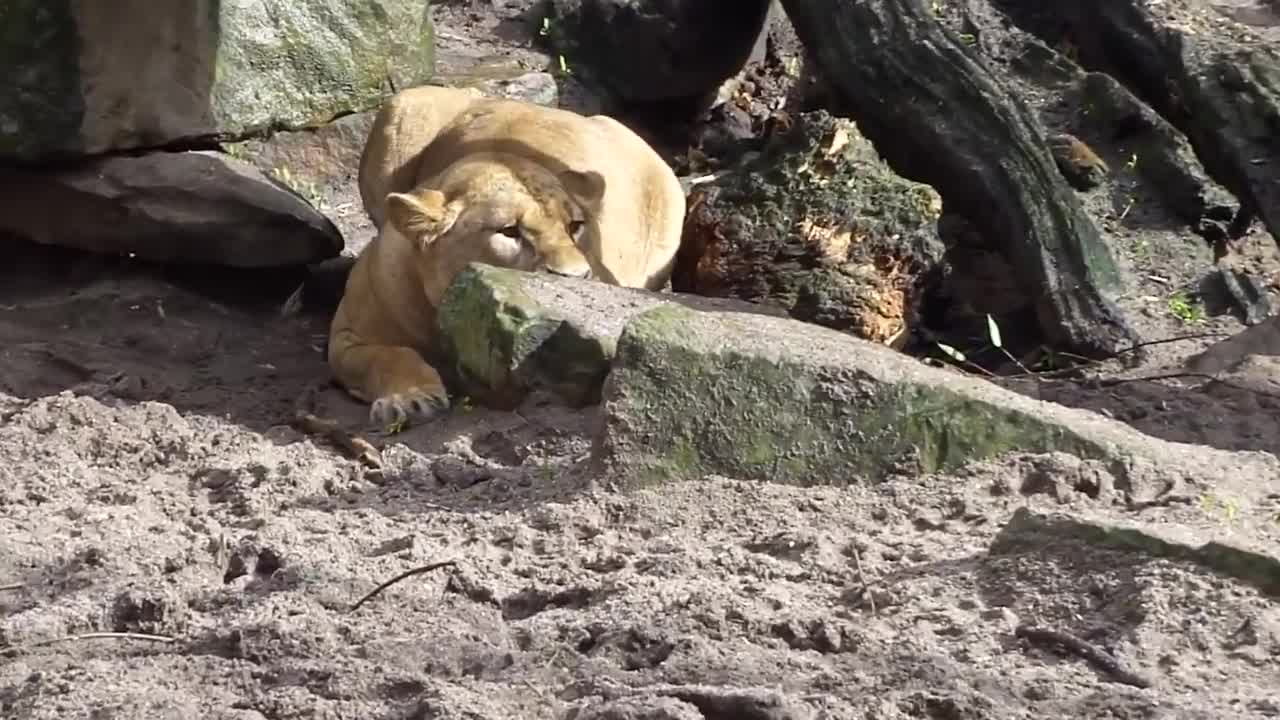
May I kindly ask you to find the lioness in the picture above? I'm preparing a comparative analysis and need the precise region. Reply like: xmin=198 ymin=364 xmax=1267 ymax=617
xmin=328 ymin=85 xmax=686 ymax=427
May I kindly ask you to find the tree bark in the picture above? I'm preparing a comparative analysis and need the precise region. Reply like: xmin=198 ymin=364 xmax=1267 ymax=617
xmin=1006 ymin=0 xmax=1280 ymax=249
xmin=779 ymin=0 xmax=1139 ymax=359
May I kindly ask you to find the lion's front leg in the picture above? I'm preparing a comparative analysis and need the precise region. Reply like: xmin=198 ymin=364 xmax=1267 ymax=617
xmin=327 ymin=291 xmax=451 ymax=428
xmin=329 ymin=338 xmax=452 ymax=428
xmin=330 ymin=335 xmax=450 ymax=425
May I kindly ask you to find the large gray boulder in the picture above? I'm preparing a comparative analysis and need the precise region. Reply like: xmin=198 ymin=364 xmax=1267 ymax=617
xmin=589 ymin=303 xmax=1280 ymax=489
xmin=0 ymin=151 xmax=343 ymax=267
xmin=432 ymin=265 xmax=1279 ymax=496
xmin=1186 ymin=316 xmax=1280 ymax=374
xmin=0 ymin=0 xmax=435 ymax=161
xmin=435 ymin=263 xmax=786 ymax=408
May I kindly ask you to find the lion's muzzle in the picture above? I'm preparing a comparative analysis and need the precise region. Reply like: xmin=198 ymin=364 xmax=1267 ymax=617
xmin=546 ymin=265 xmax=593 ymax=280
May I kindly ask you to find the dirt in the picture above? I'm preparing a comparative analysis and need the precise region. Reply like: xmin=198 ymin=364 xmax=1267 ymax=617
xmin=3 ymin=1 xmax=1280 ymax=718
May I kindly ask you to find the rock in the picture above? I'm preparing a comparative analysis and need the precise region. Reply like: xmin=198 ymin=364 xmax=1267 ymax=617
xmin=572 ymin=685 xmax=813 ymax=720
xmin=673 ymin=110 xmax=945 ymax=347
xmin=1215 ymin=355 xmax=1280 ymax=397
xmin=573 ymin=696 xmax=704 ymax=720
xmin=1186 ymin=315 xmax=1280 ymax=374
xmin=589 ymin=302 xmax=1280 ymax=489
xmin=542 ymin=0 xmax=773 ymax=106
xmin=992 ymin=508 xmax=1280 ymax=599
xmin=434 ymin=263 xmax=787 ymax=409
xmin=222 ymin=72 xmax=561 ymax=203
xmin=0 ymin=151 xmax=343 ymax=267
xmin=220 ymin=111 xmax=381 ymax=262
xmin=646 ymin=685 xmax=814 ymax=720
xmin=477 ymin=72 xmax=561 ymax=108
xmin=223 ymin=112 xmax=378 ymax=192
xmin=1205 ymin=262 xmax=1274 ymax=326
xmin=0 ymin=0 xmax=435 ymax=161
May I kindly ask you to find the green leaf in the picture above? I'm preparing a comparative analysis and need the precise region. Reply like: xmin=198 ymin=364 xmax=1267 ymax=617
xmin=936 ymin=342 xmax=966 ymax=363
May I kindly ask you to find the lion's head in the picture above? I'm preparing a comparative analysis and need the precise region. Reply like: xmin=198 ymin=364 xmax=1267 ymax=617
xmin=384 ymin=152 xmax=604 ymax=299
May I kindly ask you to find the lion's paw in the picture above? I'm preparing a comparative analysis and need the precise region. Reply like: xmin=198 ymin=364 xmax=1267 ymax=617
xmin=370 ymin=386 xmax=450 ymax=429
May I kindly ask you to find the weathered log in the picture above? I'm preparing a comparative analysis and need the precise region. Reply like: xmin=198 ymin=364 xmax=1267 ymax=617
xmin=1073 ymin=72 xmax=1238 ymax=232
xmin=672 ymin=111 xmax=945 ymax=348
xmin=778 ymin=0 xmax=1139 ymax=359
xmin=1001 ymin=0 xmax=1280 ymax=250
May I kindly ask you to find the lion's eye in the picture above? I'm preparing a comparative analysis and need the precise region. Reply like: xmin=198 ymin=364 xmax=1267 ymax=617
xmin=499 ymin=225 xmax=522 ymax=239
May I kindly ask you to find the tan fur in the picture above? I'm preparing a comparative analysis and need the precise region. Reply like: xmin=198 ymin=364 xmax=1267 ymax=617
xmin=328 ymin=86 xmax=686 ymax=426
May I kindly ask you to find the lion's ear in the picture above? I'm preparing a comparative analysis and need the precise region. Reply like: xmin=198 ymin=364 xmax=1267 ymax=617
xmin=386 ymin=190 xmax=453 ymax=247
xmin=559 ymin=169 xmax=606 ymax=209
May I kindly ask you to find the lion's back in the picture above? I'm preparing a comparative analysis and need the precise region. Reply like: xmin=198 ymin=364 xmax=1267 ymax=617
xmin=361 ymin=87 xmax=685 ymax=289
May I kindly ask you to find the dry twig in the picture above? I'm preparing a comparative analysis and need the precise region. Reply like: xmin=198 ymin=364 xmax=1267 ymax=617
xmin=850 ymin=545 xmax=876 ymax=614
xmin=2 ymin=631 xmax=177 ymax=655
xmin=1015 ymin=624 xmax=1152 ymax=688
xmin=292 ymin=411 xmax=383 ymax=469
xmin=1026 ymin=332 xmax=1230 ymax=377
xmin=1097 ymin=371 xmax=1280 ymax=399
xmin=941 ymin=329 xmax=1280 ymax=401
xmin=350 ymin=560 xmax=458 ymax=613
xmin=0 ymin=583 xmax=24 ymax=592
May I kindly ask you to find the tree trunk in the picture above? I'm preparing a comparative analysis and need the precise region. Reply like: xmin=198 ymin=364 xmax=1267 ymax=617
xmin=778 ymin=0 xmax=1140 ymax=359
xmin=999 ymin=0 xmax=1280 ymax=250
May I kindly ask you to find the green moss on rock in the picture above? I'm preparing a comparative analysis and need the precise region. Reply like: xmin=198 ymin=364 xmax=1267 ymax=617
xmin=211 ymin=0 xmax=436 ymax=135
xmin=437 ymin=264 xmax=618 ymax=408
xmin=595 ymin=304 xmax=1116 ymax=488
xmin=677 ymin=110 xmax=944 ymax=341
xmin=592 ymin=303 xmax=1277 ymax=489
xmin=995 ymin=508 xmax=1280 ymax=599
xmin=434 ymin=264 xmax=789 ymax=410
xmin=0 ymin=0 xmax=435 ymax=160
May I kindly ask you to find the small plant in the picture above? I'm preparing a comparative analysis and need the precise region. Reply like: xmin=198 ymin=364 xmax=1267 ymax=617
xmin=1167 ymin=291 xmax=1205 ymax=325
xmin=271 ymin=165 xmax=330 ymax=212
xmin=1199 ymin=492 xmax=1239 ymax=525
xmin=934 ymin=313 xmax=1032 ymax=376
xmin=935 ymin=341 xmax=968 ymax=365
xmin=222 ymin=142 xmax=250 ymax=161
xmin=1117 ymin=195 xmax=1136 ymax=222
xmin=539 ymin=16 xmax=572 ymax=76
xmin=1131 ymin=236 xmax=1152 ymax=262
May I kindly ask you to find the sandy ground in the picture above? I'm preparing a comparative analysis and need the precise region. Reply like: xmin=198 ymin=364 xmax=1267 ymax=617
xmin=2 ymin=190 xmax=1279 ymax=720
xmin=3 ymin=1 xmax=1280 ymax=718
xmin=1 ymin=259 xmax=1279 ymax=718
